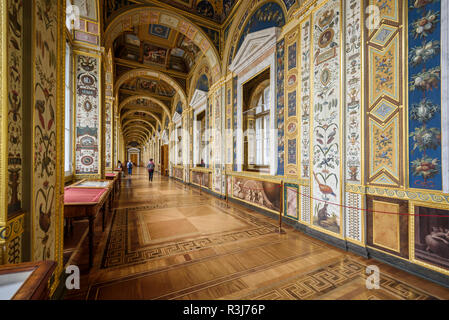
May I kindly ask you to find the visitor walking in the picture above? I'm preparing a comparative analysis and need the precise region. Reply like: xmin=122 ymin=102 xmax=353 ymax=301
xmin=147 ymin=159 xmax=155 ymax=181
xmin=127 ymin=160 xmax=133 ymax=176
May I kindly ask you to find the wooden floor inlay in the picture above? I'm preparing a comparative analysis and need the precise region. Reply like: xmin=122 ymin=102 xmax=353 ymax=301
xmin=63 ymin=169 xmax=449 ymax=300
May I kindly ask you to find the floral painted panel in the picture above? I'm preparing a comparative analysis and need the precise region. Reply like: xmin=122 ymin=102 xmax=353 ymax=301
xmin=276 ymin=39 xmax=285 ymax=176
xmin=105 ymin=101 xmax=112 ymax=168
xmin=345 ymin=0 xmax=362 ymax=183
xmin=300 ymin=17 xmax=311 ymax=179
xmin=311 ymin=0 xmax=342 ymax=235
xmin=408 ymin=0 xmax=442 ymax=190
xmin=75 ymin=54 xmax=100 ymax=175
xmin=33 ymin=0 xmax=58 ymax=261
xmin=8 ymin=0 xmax=23 ymax=215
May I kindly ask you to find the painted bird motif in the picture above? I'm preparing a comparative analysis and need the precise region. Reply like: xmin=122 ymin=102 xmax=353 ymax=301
xmin=313 ymin=172 xmax=336 ymax=199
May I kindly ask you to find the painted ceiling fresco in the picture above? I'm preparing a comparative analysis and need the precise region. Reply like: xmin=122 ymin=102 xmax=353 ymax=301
xmin=104 ymin=0 xmax=239 ymax=24
xmin=120 ymin=77 xmax=176 ymax=97
xmin=236 ymin=2 xmax=286 ymax=51
xmin=114 ymin=30 xmax=203 ymax=74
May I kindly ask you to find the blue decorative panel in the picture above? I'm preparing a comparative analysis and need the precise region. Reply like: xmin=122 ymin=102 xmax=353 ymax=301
xmin=149 ymin=24 xmax=170 ymax=39
xmin=408 ymin=0 xmax=442 ymax=190
xmin=276 ymin=39 xmax=285 ymax=176
xmin=196 ymin=74 xmax=209 ymax=92
xmin=288 ymin=42 xmax=297 ymax=70
xmin=288 ymin=91 xmax=296 ymax=117
xmin=176 ymin=101 xmax=183 ymax=114
xmin=288 ymin=139 xmax=297 ymax=164
xmin=237 ymin=2 xmax=285 ymax=51
xmin=283 ymin=0 xmax=296 ymax=11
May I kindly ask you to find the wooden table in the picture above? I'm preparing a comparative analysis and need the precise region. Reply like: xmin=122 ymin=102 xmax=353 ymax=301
xmin=113 ymin=168 xmax=122 ymax=188
xmin=70 ymin=179 xmax=114 ymax=223
xmin=64 ymin=186 xmax=110 ymax=269
xmin=105 ymin=173 xmax=119 ymax=199
xmin=0 ymin=260 xmax=56 ymax=300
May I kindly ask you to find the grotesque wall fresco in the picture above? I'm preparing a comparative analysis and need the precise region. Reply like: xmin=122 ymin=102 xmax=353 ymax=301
xmin=345 ymin=0 xmax=362 ymax=184
xmin=7 ymin=0 xmax=23 ymax=216
xmin=408 ymin=0 xmax=442 ymax=190
xmin=300 ymin=17 xmax=311 ymax=179
xmin=105 ymin=101 xmax=112 ymax=169
xmin=33 ymin=0 xmax=58 ymax=261
xmin=75 ymin=55 xmax=100 ymax=175
xmin=311 ymin=0 xmax=342 ymax=235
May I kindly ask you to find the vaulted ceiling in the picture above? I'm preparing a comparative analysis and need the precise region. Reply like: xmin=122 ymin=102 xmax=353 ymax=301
xmin=103 ymin=1 xmax=223 ymax=147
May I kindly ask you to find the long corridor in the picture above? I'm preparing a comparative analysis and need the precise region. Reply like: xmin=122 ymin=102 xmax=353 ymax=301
xmin=65 ymin=168 xmax=449 ymax=300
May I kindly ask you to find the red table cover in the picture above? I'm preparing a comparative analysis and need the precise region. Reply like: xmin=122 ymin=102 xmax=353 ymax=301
xmin=64 ymin=187 xmax=107 ymax=203
xmin=105 ymin=173 xmax=117 ymax=177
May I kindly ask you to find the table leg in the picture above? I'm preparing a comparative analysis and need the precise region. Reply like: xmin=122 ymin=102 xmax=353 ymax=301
xmin=102 ymin=204 xmax=106 ymax=232
xmin=88 ymin=216 xmax=94 ymax=269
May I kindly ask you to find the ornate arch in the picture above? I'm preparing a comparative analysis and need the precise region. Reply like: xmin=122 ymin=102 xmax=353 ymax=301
xmin=115 ymin=68 xmax=187 ymax=107
xmin=122 ymin=119 xmax=157 ymax=134
xmin=104 ymin=6 xmax=222 ymax=82
xmin=124 ymin=133 xmax=149 ymax=145
xmin=119 ymin=95 xmax=171 ymax=120
xmin=125 ymin=135 xmax=146 ymax=145
xmin=123 ymin=123 xmax=153 ymax=136
xmin=123 ymin=127 xmax=151 ymax=140
xmin=121 ymin=110 xmax=162 ymax=128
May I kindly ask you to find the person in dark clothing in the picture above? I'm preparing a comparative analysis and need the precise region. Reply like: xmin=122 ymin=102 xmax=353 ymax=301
xmin=147 ymin=159 xmax=155 ymax=181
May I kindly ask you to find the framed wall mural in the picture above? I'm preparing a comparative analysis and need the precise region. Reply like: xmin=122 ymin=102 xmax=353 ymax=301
xmin=311 ymin=0 xmax=342 ymax=236
xmin=284 ymin=183 xmax=299 ymax=220
xmin=413 ymin=205 xmax=449 ymax=272
xmin=232 ymin=176 xmax=281 ymax=212
xmin=408 ymin=0 xmax=442 ymax=190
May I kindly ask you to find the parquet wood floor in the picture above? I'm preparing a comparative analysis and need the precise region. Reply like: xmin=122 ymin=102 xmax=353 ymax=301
xmin=63 ymin=168 xmax=449 ymax=300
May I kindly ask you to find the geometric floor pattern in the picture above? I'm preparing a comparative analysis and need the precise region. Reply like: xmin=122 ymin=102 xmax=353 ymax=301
xmin=63 ymin=169 xmax=449 ymax=300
